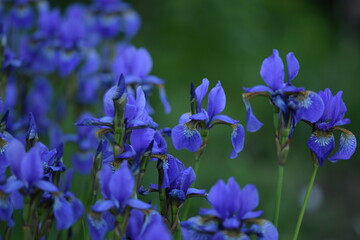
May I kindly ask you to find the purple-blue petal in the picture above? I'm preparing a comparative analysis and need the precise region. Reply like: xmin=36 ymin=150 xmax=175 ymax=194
xmin=109 ymin=161 xmax=134 ymax=204
xmin=243 ymin=85 xmax=272 ymax=93
xmin=179 ymin=112 xmax=192 ymax=124
xmin=238 ymin=184 xmax=259 ymax=219
xmin=212 ymin=115 xmax=239 ymax=125
xmin=99 ymin=165 xmax=112 ymax=199
xmin=5 ymin=138 xmax=25 ymax=179
xmin=87 ymin=213 xmax=108 ymax=240
xmin=293 ymin=91 xmax=325 ymax=123
xmin=159 ymin=86 xmax=171 ymax=114
xmin=171 ymin=125 xmax=202 ymax=152
xmin=186 ymin=188 xmax=206 ymax=196
xmin=230 ymin=124 xmax=245 ymax=159
xmin=190 ymin=112 xmax=208 ymax=121
xmin=21 ymin=143 xmax=43 ymax=185
xmin=328 ymin=132 xmax=356 ymax=162
xmin=130 ymin=128 xmax=155 ymax=155
xmin=54 ymin=196 xmax=74 ymax=230
xmin=34 ymin=180 xmax=58 ymax=192
xmin=250 ymin=220 xmax=278 ymax=240
xmin=92 ymin=200 xmax=115 ymax=212
xmin=243 ymin=98 xmax=263 ymax=132
xmin=286 ymin=52 xmax=300 ymax=81
xmin=195 ymin=78 xmax=209 ymax=110
xmin=260 ymin=49 xmax=284 ymax=90
xmin=126 ymin=199 xmax=151 ymax=209
xmin=207 ymin=81 xmax=226 ymax=119
xmin=307 ymin=131 xmax=335 ymax=166
xmin=207 ymin=179 xmax=227 ymax=219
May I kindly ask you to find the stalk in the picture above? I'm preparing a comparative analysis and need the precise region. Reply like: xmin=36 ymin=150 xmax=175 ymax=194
xmin=292 ymin=163 xmax=319 ymax=240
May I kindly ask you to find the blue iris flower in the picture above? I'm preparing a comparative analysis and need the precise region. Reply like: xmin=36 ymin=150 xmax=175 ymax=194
xmin=243 ymin=49 xmax=324 ymax=133
xmin=307 ymin=88 xmax=356 ymax=166
xmin=181 ymin=177 xmax=278 ymax=240
xmin=171 ymin=79 xmax=245 ymax=159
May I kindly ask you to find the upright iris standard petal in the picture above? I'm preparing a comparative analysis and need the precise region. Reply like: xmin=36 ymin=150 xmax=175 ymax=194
xmin=307 ymin=131 xmax=335 ymax=166
xmin=260 ymin=49 xmax=284 ymax=90
xmin=230 ymin=124 xmax=245 ymax=159
xmin=286 ymin=52 xmax=300 ymax=82
xmin=21 ymin=144 xmax=43 ymax=185
xmin=242 ymin=97 xmax=263 ymax=132
xmin=109 ymin=161 xmax=134 ymax=205
xmin=99 ymin=165 xmax=112 ymax=199
xmin=171 ymin=124 xmax=202 ymax=152
xmin=130 ymin=128 xmax=155 ymax=155
xmin=328 ymin=132 xmax=357 ymax=162
xmin=103 ymin=86 xmax=116 ymax=117
xmin=5 ymin=138 xmax=26 ymax=179
xmin=238 ymin=184 xmax=259 ymax=219
xmin=207 ymin=179 xmax=227 ymax=218
xmin=195 ymin=78 xmax=209 ymax=110
xmin=207 ymin=81 xmax=226 ymax=119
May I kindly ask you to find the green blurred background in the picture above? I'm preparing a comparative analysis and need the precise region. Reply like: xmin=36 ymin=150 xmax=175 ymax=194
xmin=57 ymin=0 xmax=359 ymax=239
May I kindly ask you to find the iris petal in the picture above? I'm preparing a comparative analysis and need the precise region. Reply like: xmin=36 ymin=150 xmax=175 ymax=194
xmin=171 ymin=125 xmax=202 ymax=152
xmin=293 ymin=91 xmax=324 ymax=123
xmin=328 ymin=132 xmax=356 ymax=162
xmin=260 ymin=49 xmax=284 ymax=90
xmin=307 ymin=131 xmax=335 ymax=166
xmin=242 ymin=98 xmax=263 ymax=132
xmin=207 ymin=81 xmax=226 ymax=119
xmin=286 ymin=52 xmax=300 ymax=81
xmin=230 ymin=124 xmax=245 ymax=159
xmin=195 ymin=78 xmax=209 ymax=111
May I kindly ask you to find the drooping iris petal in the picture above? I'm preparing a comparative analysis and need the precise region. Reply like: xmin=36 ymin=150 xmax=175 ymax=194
xmin=230 ymin=124 xmax=245 ymax=159
xmin=242 ymin=98 xmax=263 ymax=132
xmin=141 ymin=212 xmax=172 ymax=240
xmin=181 ymin=216 xmax=219 ymax=240
xmin=195 ymin=78 xmax=209 ymax=110
xmin=249 ymin=220 xmax=278 ymax=240
xmin=87 ymin=213 xmax=108 ymax=240
xmin=260 ymin=49 xmax=284 ymax=90
xmin=286 ymin=52 xmax=300 ymax=81
xmin=109 ymin=161 xmax=134 ymax=204
xmin=158 ymin=86 xmax=171 ymax=114
xmin=92 ymin=200 xmax=115 ymax=212
xmin=243 ymin=85 xmax=273 ymax=93
xmin=212 ymin=115 xmax=239 ymax=125
xmin=34 ymin=180 xmax=58 ymax=192
xmin=0 ymin=196 xmax=14 ymax=227
xmin=213 ymin=231 xmax=250 ymax=240
xmin=171 ymin=125 xmax=202 ymax=152
xmin=54 ymin=196 xmax=74 ymax=230
xmin=207 ymin=81 xmax=226 ymax=119
xmin=126 ymin=199 xmax=151 ymax=209
xmin=328 ymin=132 xmax=357 ymax=162
xmin=307 ymin=131 xmax=335 ymax=166
xmin=172 ymin=167 xmax=196 ymax=195
xmin=293 ymin=91 xmax=325 ymax=123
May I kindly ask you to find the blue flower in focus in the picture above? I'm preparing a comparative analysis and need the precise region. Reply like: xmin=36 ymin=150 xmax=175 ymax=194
xmin=243 ymin=49 xmax=324 ymax=133
xmin=307 ymin=88 xmax=356 ymax=166
xmin=181 ymin=177 xmax=278 ymax=240
xmin=171 ymin=79 xmax=245 ymax=159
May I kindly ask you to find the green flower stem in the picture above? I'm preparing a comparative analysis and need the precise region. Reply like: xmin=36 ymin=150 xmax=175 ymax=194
xmin=293 ymin=163 xmax=319 ymax=240
xmin=273 ymin=165 xmax=284 ymax=227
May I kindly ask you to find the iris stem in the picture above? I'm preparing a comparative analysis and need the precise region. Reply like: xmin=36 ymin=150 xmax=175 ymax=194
xmin=273 ymin=165 xmax=284 ymax=227
xmin=293 ymin=163 xmax=318 ymax=240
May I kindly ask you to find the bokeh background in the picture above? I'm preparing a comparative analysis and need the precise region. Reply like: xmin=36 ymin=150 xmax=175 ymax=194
xmin=54 ymin=0 xmax=360 ymax=239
